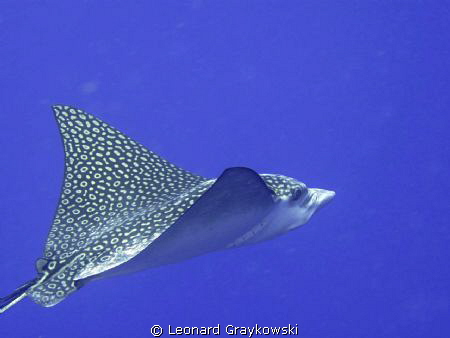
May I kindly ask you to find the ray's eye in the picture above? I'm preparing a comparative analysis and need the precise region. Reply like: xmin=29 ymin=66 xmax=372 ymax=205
xmin=291 ymin=188 xmax=304 ymax=201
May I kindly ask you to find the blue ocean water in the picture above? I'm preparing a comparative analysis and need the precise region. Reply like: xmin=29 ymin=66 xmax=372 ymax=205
xmin=0 ymin=2 xmax=449 ymax=337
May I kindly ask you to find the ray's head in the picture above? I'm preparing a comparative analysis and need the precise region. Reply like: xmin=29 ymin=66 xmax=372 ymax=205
xmin=246 ymin=174 xmax=335 ymax=244
xmin=286 ymin=185 xmax=335 ymax=231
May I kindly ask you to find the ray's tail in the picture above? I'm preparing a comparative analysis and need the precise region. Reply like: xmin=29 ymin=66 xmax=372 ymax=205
xmin=0 ymin=278 xmax=37 ymax=314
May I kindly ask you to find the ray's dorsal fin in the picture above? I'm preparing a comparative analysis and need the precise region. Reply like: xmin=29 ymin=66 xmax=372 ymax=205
xmin=45 ymin=105 xmax=206 ymax=260
xmin=92 ymin=167 xmax=277 ymax=277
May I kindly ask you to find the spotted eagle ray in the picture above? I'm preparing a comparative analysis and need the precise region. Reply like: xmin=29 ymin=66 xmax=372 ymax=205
xmin=0 ymin=105 xmax=335 ymax=313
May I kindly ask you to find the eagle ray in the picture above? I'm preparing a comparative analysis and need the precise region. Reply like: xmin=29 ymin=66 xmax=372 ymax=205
xmin=0 ymin=105 xmax=335 ymax=313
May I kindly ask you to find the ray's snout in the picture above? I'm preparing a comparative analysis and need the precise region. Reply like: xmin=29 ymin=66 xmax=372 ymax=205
xmin=309 ymin=188 xmax=336 ymax=210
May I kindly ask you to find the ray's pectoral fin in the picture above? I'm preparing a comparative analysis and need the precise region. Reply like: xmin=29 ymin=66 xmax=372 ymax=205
xmin=147 ymin=167 xmax=277 ymax=258
xmin=92 ymin=167 xmax=277 ymax=278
